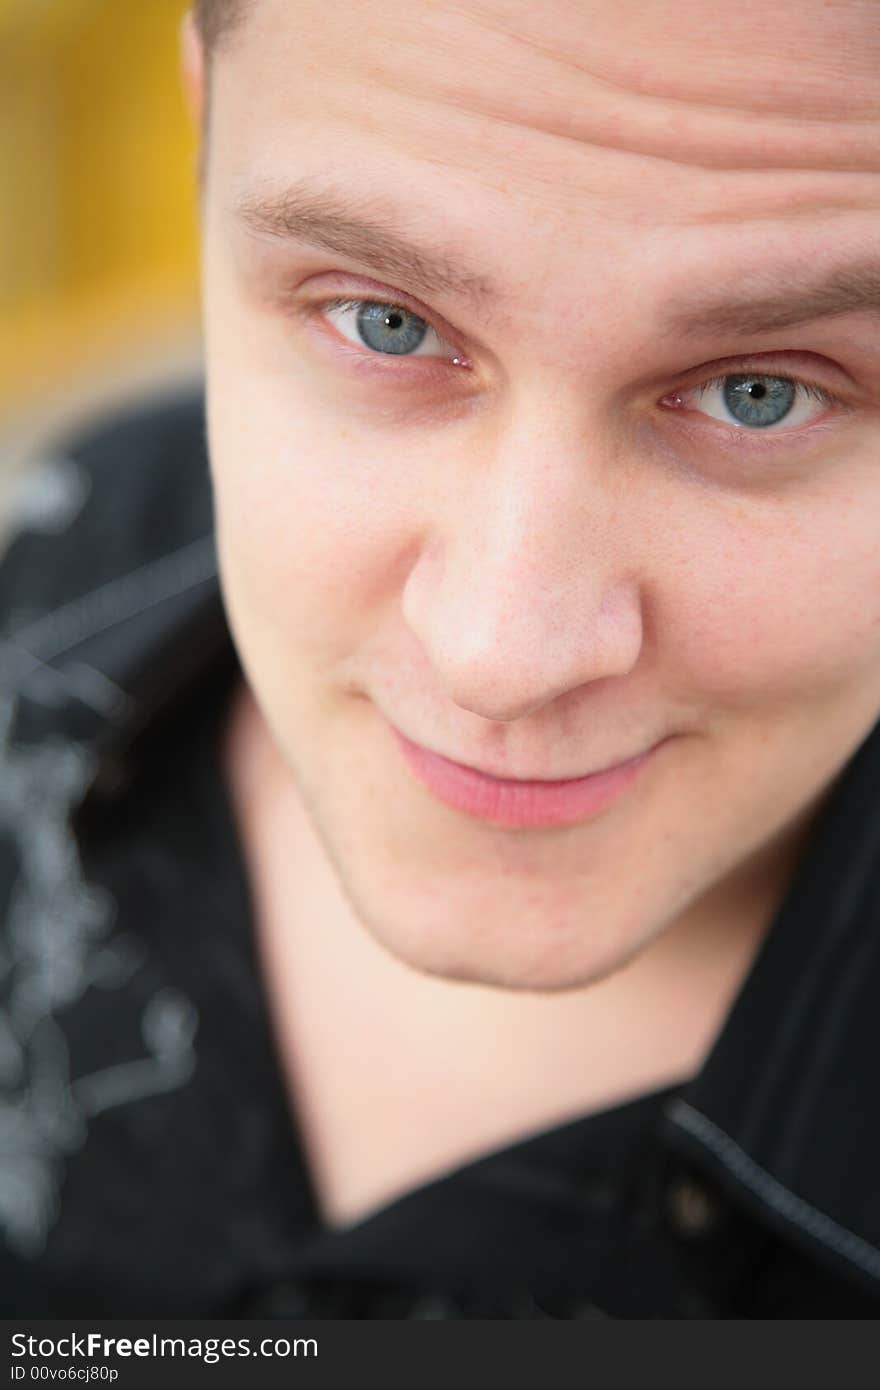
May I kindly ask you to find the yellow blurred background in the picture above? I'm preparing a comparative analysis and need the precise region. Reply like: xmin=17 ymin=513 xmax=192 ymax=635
xmin=0 ymin=0 xmax=200 ymax=446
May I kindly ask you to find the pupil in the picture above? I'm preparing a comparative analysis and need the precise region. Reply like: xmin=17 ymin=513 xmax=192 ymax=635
xmin=749 ymin=382 xmax=766 ymax=399
xmin=386 ymin=311 xmax=403 ymax=329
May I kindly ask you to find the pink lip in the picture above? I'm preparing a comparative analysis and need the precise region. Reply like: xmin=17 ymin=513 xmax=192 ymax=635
xmin=389 ymin=726 xmax=659 ymax=829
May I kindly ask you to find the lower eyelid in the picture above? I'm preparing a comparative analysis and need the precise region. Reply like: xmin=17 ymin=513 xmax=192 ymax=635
xmin=317 ymin=297 xmax=459 ymax=359
xmin=305 ymin=314 xmax=468 ymax=388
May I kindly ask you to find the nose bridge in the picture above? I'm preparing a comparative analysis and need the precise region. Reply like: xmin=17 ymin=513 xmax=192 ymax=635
xmin=402 ymin=402 xmax=645 ymax=721
xmin=460 ymin=416 xmax=617 ymax=611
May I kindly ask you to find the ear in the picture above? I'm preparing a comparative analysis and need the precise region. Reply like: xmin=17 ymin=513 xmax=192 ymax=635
xmin=180 ymin=11 xmax=206 ymax=127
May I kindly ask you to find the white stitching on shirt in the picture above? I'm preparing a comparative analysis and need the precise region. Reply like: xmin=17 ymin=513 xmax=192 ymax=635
xmin=71 ymin=987 xmax=198 ymax=1116
xmin=0 ymin=686 xmax=201 ymax=1259
xmin=2 ymin=457 xmax=91 ymax=539
xmin=0 ymin=688 xmax=202 ymax=1255
xmin=0 ymin=535 xmax=217 ymax=667
xmin=1 ymin=650 xmax=137 ymax=722
xmin=666 ymin=1098 xmax=880 ymax=1281
xmin=0 ymin=500 xmax=211 ymax=1257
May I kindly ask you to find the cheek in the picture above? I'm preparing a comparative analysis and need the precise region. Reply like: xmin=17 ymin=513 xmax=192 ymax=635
xmin=204 ymin=245 xmax=409 ymax=653
xmin=207 ymin=375 xmax=422 ymax=665
xmin=660 ymin=488 xmax=880 ymax=710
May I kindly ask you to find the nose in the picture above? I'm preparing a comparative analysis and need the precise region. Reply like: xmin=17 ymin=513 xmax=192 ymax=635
xmin=400 ymin=414 xmax=645 ymax=723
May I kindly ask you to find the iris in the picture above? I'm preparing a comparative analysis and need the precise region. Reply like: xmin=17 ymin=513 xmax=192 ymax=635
xmin=356 ymin=303 xmax=429 ymax=355
xmin=723 ymin=375 xmax=796 ymax=428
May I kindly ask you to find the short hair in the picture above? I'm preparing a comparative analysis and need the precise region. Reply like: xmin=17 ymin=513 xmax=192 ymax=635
xmin=193 ymin=0 xmax=248 ymax=52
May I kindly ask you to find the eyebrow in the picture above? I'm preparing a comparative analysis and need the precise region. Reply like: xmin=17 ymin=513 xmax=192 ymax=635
xmin=233 ymin=181 xmax=498 ymax=308
xmin=663 ymin=259 xmax=880 ymax=337
xmin=233 ymin=182 xmax=880 ymax=337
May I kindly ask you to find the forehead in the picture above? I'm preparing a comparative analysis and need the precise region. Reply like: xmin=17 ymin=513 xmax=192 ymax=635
xmin=225 ymin=0 xmax=880 ymax=142
xmin=215 ymin=0 xmax=879 ymax=187
xmin=210 ymin=0 xmax=880 ymax=308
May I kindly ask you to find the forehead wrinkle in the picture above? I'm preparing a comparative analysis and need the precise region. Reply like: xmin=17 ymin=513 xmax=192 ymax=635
xmin=369 ymin=72 xmax=880 ymax=175
xmin=339 ymin=7 xmax=880 ymax=175
xmin=459 ymin=7 xmax=880 ymax=122
xmin=685 ymin=181 xmax=880 ymax=225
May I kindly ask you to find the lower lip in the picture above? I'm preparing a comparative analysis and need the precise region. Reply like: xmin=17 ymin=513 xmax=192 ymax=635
xmin=390 ymin=726 xmax=659 ymax=829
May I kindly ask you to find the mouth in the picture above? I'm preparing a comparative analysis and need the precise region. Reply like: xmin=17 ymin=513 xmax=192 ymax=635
xmin=388 ymin=724 xmax=662 ymax=829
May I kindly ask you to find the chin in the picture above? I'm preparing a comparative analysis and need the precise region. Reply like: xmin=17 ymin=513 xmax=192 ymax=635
xmin=353 ymin=895 xmax=649 ymax=995
xmin=301 ymin=732 xmax=680 ymax=994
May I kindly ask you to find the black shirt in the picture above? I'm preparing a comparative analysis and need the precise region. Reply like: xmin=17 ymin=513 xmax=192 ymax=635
xmin=1 ymin=390 xmax=879 ymax=1318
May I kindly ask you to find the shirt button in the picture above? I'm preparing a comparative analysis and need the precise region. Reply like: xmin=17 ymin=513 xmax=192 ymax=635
xmin=665 ymin=1175 xmax=723 ymax=1238
xmin=564 ymin=1299 xmax=608 ymax=1319
xmin=406 ymin=1292 xmax=462 ymax=1319
xmin=247 ymin=1281 xmax=311 ymax=1317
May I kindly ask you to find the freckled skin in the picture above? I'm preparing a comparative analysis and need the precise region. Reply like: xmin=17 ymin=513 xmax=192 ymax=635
xmin=188 ymin=0 xmax=879 ymax=1057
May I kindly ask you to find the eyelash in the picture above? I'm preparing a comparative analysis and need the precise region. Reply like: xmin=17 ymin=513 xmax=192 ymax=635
xmin=697 ymin=375 xmax=831 ymax=405
xmin=316 ymin=296 xmax=462 ymax=361
xmin=666 ymin=372 xmax=840 ymax=436
xmin=310 ymin=294 xmax=843 ymax=434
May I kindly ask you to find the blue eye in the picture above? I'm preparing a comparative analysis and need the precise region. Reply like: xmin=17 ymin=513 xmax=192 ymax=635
xmin=682 ymin=373 xmax=834 ymax=431
xmin=356 ymin=303 xmax=428 ymax=355
xmin=322 ymin=298 xmax=452 ymax=358
xmin=722 ymin=375 xmax=795 ymax=427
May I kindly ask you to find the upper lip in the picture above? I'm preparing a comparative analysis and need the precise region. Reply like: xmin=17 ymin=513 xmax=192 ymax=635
xmin=395 ymin=726 xmax=657 ymax=783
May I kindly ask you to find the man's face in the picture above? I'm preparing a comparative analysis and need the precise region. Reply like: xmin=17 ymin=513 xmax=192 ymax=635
xmin=199 ymin=0 xmax=880 ymax=990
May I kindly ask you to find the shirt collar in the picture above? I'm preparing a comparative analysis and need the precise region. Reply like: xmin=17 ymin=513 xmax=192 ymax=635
xmin=664 ymin=711 xmax=880 ymax=1290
